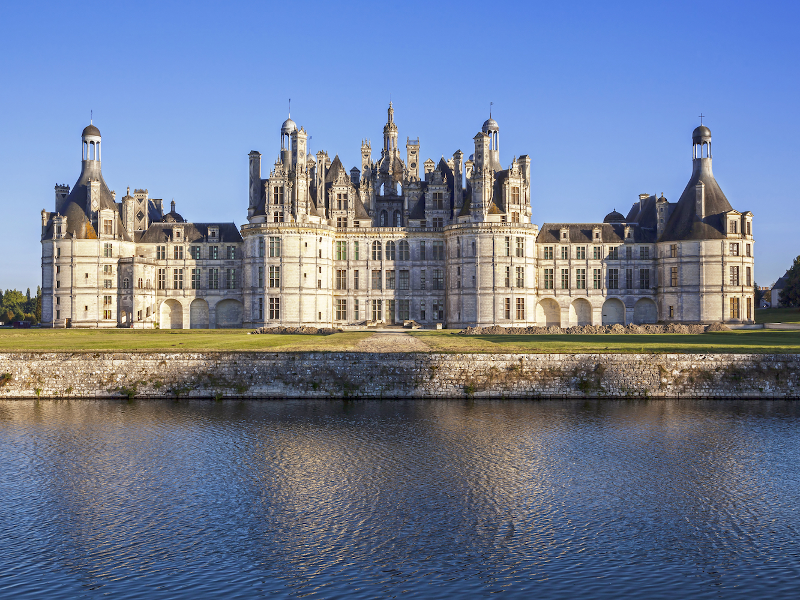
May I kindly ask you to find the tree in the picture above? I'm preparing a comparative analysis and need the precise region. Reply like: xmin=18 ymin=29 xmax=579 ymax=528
xmin=26 ymin=288 xmax=30 ymax=301
xmin=778 ymin=255 xmax=800 ymax=308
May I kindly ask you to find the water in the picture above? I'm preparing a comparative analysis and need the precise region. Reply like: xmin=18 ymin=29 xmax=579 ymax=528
xmin=0 ymin=400 xmax=799 ymax=599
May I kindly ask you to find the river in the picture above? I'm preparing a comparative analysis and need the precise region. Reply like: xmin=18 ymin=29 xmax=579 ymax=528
xmin=1 ymin=399 xmax=798 ymax=599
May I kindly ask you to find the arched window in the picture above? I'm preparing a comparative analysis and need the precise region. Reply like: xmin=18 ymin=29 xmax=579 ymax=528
xmin=398 ymin=240 xmax=410 ymax=261
xmin=394 ymin=210 xmax=402 ymax=227
xmin=372 ymin=240 xmax=382 ymax=260
xmin=138 ymin=278 xmax=143 ymax=289
xmin=380 ymin=210 xmax=388 ymax=227
xmin=385 ymin=241 xmax=396 ymax=260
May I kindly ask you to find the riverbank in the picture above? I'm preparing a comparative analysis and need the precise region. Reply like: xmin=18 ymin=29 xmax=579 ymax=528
xmin=1 ymin=350 xmax=798 ymax=399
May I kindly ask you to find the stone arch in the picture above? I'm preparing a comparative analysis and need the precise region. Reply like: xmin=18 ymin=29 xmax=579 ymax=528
xmin=190 ymin=298 xmax=209 ymax=329
xmin=394 ymin=210 xmax=402 ymax=227
xmin=601 ymin=298 xmax=625 ymax=326
xmin=160 ymin=299 xmax=183 ymax=329
xmin=215 ymin=299 xmax=243 ymax=329
xmin=536 ymin=298 xmax=561 ymax=327
xmin=633 ymin=298 xmax=658 ymax=324
xmin=570 ymin=298 xmax=592 ymax=326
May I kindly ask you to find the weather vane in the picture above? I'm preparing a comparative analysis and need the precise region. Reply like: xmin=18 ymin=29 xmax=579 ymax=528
xmin=699 ymin=113 xmax=705 ymax=125
xmin=490 ymin=101 xmax=493 ymax=118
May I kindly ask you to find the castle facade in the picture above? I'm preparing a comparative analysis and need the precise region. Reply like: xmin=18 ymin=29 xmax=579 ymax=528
xmin=40 ymin=107 xmax=755 ymax=329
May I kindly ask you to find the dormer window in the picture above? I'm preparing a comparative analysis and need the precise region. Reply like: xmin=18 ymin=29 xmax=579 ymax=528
xmin=729 ymin=220 xmax=738 ymax=234
xmin=209 ymin=227 xmax=219 ymax=241
xmin=433 ymin=192 xmax=444 ymax=210
xmin=174 ymin=228 xmax=182 ymax=240
xmin=561 ymin=232 xmax=567 ymax=240
xmin=337 ymin=193 xmax=348 ymax=211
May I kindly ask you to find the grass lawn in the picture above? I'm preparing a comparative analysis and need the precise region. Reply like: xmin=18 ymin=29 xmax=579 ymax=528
xmin=0 ymin=328 xmax=373 ymax=352
xmin=408 ymin=329 xmax=800 ymax=354
xmin=755 ymin=307 xmax=800 ymax=324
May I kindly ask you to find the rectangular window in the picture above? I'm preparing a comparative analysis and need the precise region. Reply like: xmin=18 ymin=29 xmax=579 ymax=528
xmin=433 ymin=217 xmax=444 ymax=228
xmin=173 ymin=246 xmax=183 ymax=260
xmin=625 ymin=246 xmax=632 ymax=259
xmin=387 ymin=299 xmax=396 ymax=323
xmin=372 ymin=242 xmax=382 ymax=261
xmin=103 ymin=264 xmax=112 ymax=275
xmin=354 ymin=270 xmax=360 ymax=290
xmin=433 ymin=269 xmax=444 ymax=290
xmin=103 ymin=243 xmax=113 ymax=258
xmin=640 ymin=246 xmax=650 ymax=260
xmin=209 ymin=268 xmax=219 ymax=290
xmin=590 ymin=268 xmax=600 ymax=289
xmin=354 ymin=299 xmax=360 ymax=320
xmin=336 ymin=241 xmax=347 ymax=261
xmin=258 ymin=298 xmax=263 ymax=320
xmin=257 ymin=238 xmax=264 ymax=258
xmin=227 ymin=269 xmax=236 ymax=289
xmin=561 ymin=269 xmax=569 ymax=290
xmin=730 ymin=220 xmax=738 ymax=234
xmin=608 ymin=246 xmax=619 ymax=260
xmin=336 ymin=269 xmax=347 ymax=290
xmin=103 ymin=279 xmax=112 ymax=289
xmin=192 ymin=268 xmax=201 ymax=290
xmin=372 ymin=299 xmax=382 ymax=321
xmin=257 ymin=266 xmax=264 ymax=288
xmin=273 ymin=186 xmax=284 ymax=205
xmin=506 ymin=237 xmax=512 ymax=257
xmin=515 ymin=298 xmax=525 ymax=320
xmin=337 ymin=217 xmax=346 ymax=228
xmin=269 ymin=237 xmax=281 ymax=257
xmin=730 ymin=297 xmax=740 ymax=319
xmin=269 ymin=298 xmax=280 ymax=320
xmin=269 ymin=266 xmax=280 ymax=288
xmin=561 ymin=246 xmax=569 ymax=260
xmin=625 ymin=268 xmax=633 ymax=289
xmin=505 ymin=266 xmax=511 ymax=288
xmin=353 ymin=241 xmax=360 ymax=260
xmin=419 ymin=241 xmax=426 ymax=260
xmin=103 ymin=220 xmax=113 ymax=235
xmin=544 ymin=268 xmax=554 ymax=290
xmin=337 ymin=193 xmax=348 ymax=211
xmin=670 ymin=266 xmax=678 ymax=287
xmin=669 ymin=306 xmax=675 ymax=318
xmin=746 ymin=267 xmax=752 ymax=287
xmin=639 ymin=269 xmax=650 ymax=290
xmin=510 ymin=186 xmax=520 ymax=205
xmin=730 ymin=266 xmax=740 ymax=286
xmin=504 ymin=298 xmax=511 ymax=320
xmin=372 ymin=270 xmax=382 ymax=290
xmin=209 ymin=246 xmax=219 ymax=260
xmin=399 ymin=299 xmax=410 ymax=322
xmin=746 ymin=244 xmax=751 ymax=257
xmin=608 ymin=268 xmax=619 ymax=289
xmin=335 ymin=299 xmax=347 ymax=321
xmin=224 ymin=246 xmax=233 ymax=260
xmin=432 ymin=241 xmax=445 ymax=260
xmin=191 ymin=246 xmax=201 ymax=259
xmin=730 ymin=243 xmax=739 ymax=256
xmin=156 ymin=268 xmax=165 ymax=290
xmin=516 ymin=266 xmax=525 ymax=288
xmin=420 ymin=270 xmax=426 ymax=290
xmin=543 ymin=245 xmax=553 ymax=260
xmin=103 ymin=309 xmax=112 ymax=320
xmin=516 ymin=237 xmax=525 ymax=258
xmin=157 ymin=245 xmax=166 ymax=260
xmin=433 ymin=191 xmax=444 ymax=210
xmin=399 ymin=270 xmax=409 ymax=290
xmin=576 ymin=246 xmax=586 ymax=260
xmin=593 ymin=246 xmax=601 ymax=260
xmin=173 ymin=268 xmax=183 ymax=290
xmin=420 ymin=302 xmax=426 ymax=321
xmin=576 ymin=268 xmax=586 ymax=289
xmin=432 ymin=301 xmax=443 ymax=321
xmin=670 ymin=244 xmax=677 ymax=258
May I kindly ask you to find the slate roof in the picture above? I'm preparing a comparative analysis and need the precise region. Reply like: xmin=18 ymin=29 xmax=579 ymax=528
xmin=135 ymin=222 xmax=242 ymax=244
xmin=536 ymin=223 xmax=656 ymax=244
xmin=659 ymin=162 xmax=733 ymax=242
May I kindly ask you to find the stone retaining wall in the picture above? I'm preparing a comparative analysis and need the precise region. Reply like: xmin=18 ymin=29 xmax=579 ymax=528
xmin=1 ymin=352 xmax=798 ymax=399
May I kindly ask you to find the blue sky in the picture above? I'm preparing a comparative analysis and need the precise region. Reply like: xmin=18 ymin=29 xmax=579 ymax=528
xmin=1 ymin=0 xmax=798 ymax=291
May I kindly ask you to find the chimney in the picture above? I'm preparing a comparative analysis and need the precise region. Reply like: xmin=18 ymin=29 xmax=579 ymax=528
xmin=171 ymin=200 xmax=176 ymax=214
xmin=695 ymin=180 xmax=705 ymax=220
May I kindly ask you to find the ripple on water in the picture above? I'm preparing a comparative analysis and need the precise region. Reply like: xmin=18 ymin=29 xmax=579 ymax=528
xmin=0 ymin=399 xmax=799 ymax=599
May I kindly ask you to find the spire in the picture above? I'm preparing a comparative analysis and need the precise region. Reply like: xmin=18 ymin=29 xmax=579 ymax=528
xmin=388 ymin=101 xmax=394 ymax=124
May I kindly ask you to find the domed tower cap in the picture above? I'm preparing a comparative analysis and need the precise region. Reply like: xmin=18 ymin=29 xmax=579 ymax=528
xmin=692 ymin=124 xmax=711 ymax=143
xmin=281 ymin=117 xmax=297 ymax=135
xmin=482 ymin=117 xmax=499 ymax=133
xmin=603 ymin=209 xmax=625 ymax=223
xmin=82 ymin=124 xmax=101 ymax=138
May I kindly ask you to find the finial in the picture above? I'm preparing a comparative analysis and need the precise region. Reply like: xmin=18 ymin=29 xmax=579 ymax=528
xmin=288 ymin=98 xmax=291 ymax=118
xmin=699 ymin=112 xmax=705 ymax=125
xmin=490 ymin=101 xmax=493 ymax=118
xmin=90 ymin=109 xmax=93 ymax=124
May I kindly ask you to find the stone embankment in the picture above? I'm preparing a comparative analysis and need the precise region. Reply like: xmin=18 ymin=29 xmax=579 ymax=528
xmin=459 ymin=323 xmax=726 ymax=335
xmin=0 ymin=351 xmax=797 ymax=399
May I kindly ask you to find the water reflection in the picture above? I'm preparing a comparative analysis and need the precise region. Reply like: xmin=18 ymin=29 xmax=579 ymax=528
xmin=1 ymin=400 xmax=799 ymax=599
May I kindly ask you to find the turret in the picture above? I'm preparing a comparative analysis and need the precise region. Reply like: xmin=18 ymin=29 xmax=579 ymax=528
xmin=280 ymin=116 xmax=297 ymax=168
xmin=248 ymin=150 xmax=262 ymax=218
xmin=383 ymin=102 xmax=398 ymax=153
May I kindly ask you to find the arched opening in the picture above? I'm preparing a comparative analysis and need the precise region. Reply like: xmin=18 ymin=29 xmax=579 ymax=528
xmin=633 ymin=298 xmax=658 ymax=324
xmin=601 ymin=298 xmax=625 ymax=325
xmin=385 ymin=240 xmax=396 ymax=260
xmin=398 ymin=240 xmax=410 ymax=261
xmin=536 ymin=299 xmax=561 ymax=327
xmin=215 ymin=299 xmax=243 ymax=329
xmin=160 ymin=299 xmax=183 ymax=329
xmin=190 ymin=298 xmax=209 ymax=329
xmin=393 ymin=210 xmax=402 ymax=227
xmin=380 ymin=210 xmax=388 ymax=227
xmin=570 ymin=298 xmax=592 ymax=326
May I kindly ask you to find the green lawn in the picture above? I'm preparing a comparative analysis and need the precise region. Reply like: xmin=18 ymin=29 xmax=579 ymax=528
xmin=408 ymin=329 xmax=800 ymax=354
xmin=755 ymin=307 xmax=800 ymax=324
xmin=0 ymin=328 xmax=372 ymax=352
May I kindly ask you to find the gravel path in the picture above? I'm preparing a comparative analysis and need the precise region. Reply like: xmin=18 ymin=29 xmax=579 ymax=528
xmin=354 ymin=332 xmax=431 ymax=352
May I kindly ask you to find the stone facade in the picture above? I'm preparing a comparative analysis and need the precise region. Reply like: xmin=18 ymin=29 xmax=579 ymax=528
xmin=1 ymin=352 xmax=797 ymax=399
xmin=40 ymin=110 xmax=755 ymax=329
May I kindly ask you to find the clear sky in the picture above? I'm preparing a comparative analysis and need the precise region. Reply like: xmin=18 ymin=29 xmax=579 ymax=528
xmin=1 ymin=0 xmax=798 ymax=292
